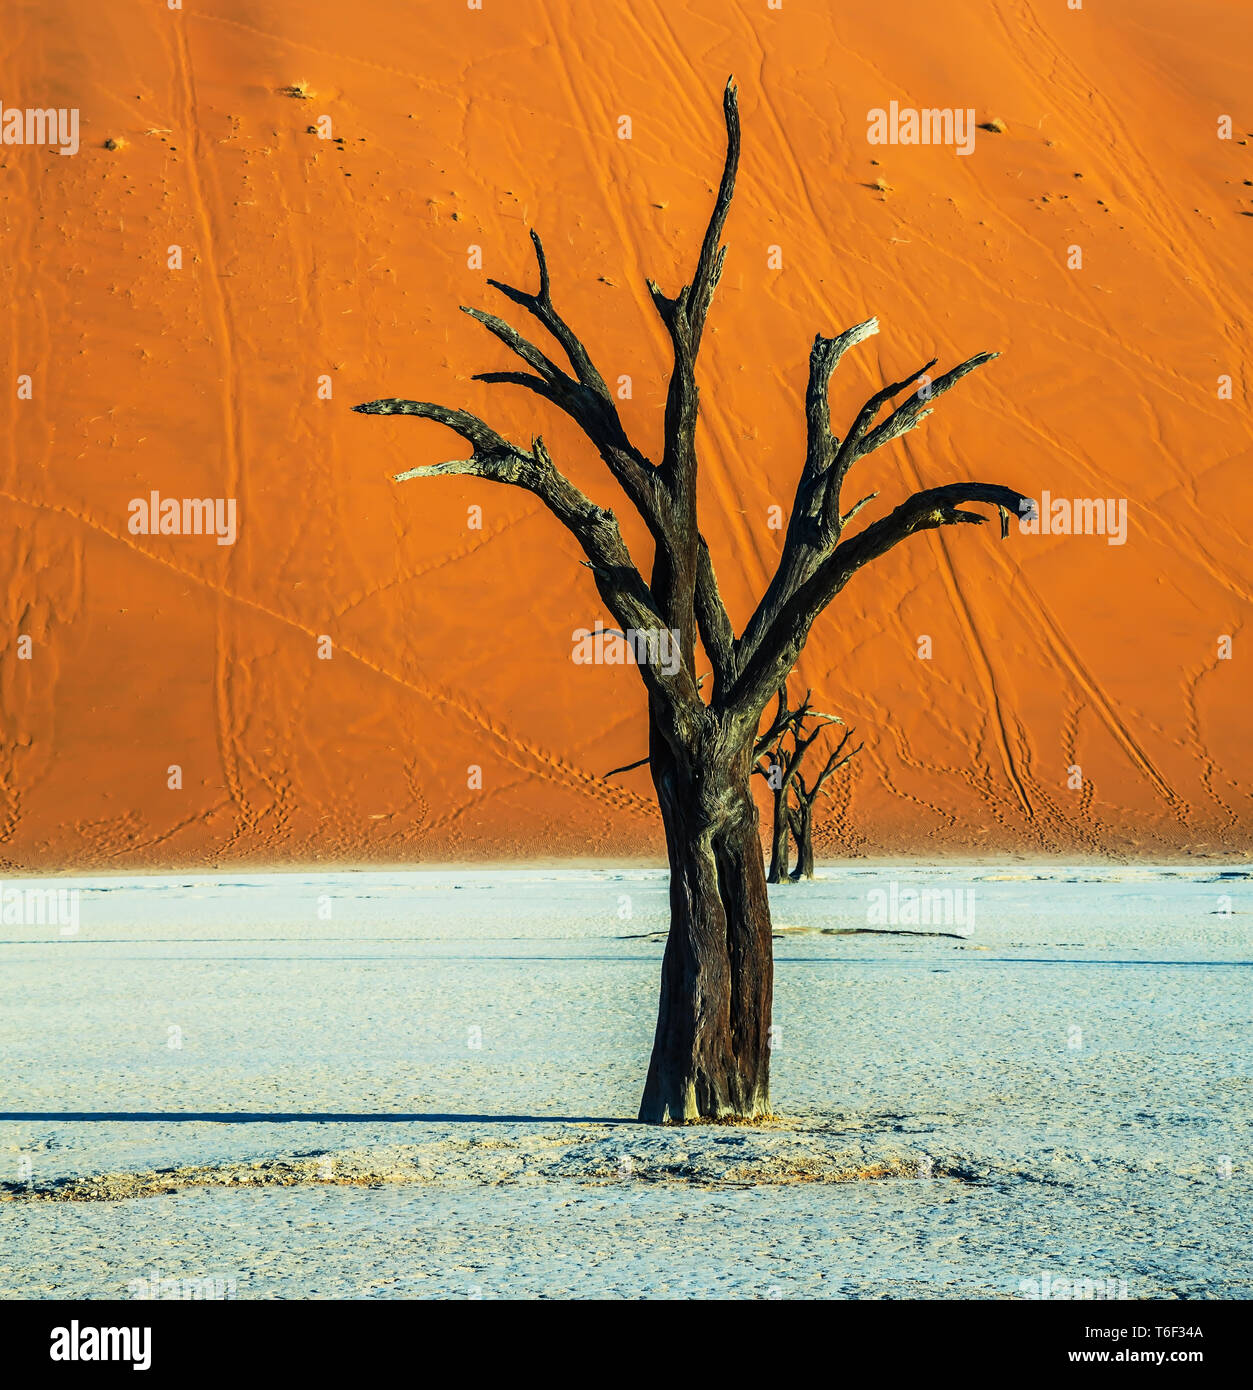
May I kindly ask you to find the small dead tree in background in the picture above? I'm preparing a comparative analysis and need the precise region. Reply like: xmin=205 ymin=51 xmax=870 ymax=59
xmin=752 ymin=686 xmax=842 ymax=884
xmin=356 ymin=79 xmax=1027 ymax=1123
xmin=752 ymin=685 xmax=862 ymax=883
xmin=787 ymin=724 xmax=863 ymax=881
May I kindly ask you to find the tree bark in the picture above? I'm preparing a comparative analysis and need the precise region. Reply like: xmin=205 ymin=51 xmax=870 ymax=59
xmin=789 ymin=798 xmax=815 ymax=880
xmin=639 ymin=718 xmax=773 ymax=1123
xmin=766 ymin=780 xmax=791 ymax=884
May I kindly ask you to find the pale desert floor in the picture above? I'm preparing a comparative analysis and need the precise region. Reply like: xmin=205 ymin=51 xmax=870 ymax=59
xmin=1 ymin=866 xmax=1250 ymax=1299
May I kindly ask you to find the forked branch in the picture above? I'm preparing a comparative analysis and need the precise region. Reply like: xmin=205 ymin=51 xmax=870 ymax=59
xmin=462 ymin=231 xmax=661 ymax=536
xmin=731 ymin=480 xmax=1029 ymax=722
xmin=353 ymin=397 xmax=694 ymax=706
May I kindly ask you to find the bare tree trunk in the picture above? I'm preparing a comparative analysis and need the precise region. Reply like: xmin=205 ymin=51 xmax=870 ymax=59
xmin=639 ymin=720 xmax=772 ymax=1123
xmin=766 ymin=782 xmax=791 ymax=884
xmin=789 ymin=798 xmax=815 ymax=881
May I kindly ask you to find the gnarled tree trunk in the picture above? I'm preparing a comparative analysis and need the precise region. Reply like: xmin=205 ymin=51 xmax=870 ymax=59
xmin=639 ymin=720 xmax=772 ymax=1123
xmin=766 ymin=773 xmax=791 ymax=884
xmin=789 ymin=798 xmax=815 ymax=881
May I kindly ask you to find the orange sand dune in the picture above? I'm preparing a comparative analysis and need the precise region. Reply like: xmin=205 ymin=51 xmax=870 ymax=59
xmin=0 ymin=0 xmax=1249 ymax=867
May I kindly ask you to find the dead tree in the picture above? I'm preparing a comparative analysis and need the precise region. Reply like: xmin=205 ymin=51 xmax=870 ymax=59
xmin=355 ymin=79 xmax=1027 ymax=1124
xmin=752 ymin=686 xmax=841 ymax=884
xmin=787 ymin=724 xmax=863 ymax=881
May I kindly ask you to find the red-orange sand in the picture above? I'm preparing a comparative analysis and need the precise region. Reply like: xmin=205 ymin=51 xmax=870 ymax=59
xmin=0 ymin=0 xmax=1248 ymax=867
